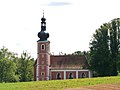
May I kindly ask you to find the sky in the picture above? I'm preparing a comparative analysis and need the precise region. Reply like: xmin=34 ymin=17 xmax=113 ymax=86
xmin=0 ymin=0 xmax=120 ymax=58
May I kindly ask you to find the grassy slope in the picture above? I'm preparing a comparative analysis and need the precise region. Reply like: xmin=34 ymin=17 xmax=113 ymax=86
xmin=0 ymin=76 xmax=120 ymax=90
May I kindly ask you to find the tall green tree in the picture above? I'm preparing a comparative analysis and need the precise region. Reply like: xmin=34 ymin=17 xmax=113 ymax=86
xmin=90 ymin=24 xmax=111 ymax=76
xmin=17 ymin=51 xmax=34 ymax=82
xmin=0 ymin=47 xmax=19 ymax=82
xmin=109 ymin=18 xmax=120 ymax=75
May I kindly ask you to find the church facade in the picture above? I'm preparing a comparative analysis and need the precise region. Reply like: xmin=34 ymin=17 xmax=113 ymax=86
xmin=34 ymin=13 xmax=91 ymax=81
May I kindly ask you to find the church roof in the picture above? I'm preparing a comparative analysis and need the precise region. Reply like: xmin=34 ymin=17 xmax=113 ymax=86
xmin=50 ymin=55 xmax=89 ymax=70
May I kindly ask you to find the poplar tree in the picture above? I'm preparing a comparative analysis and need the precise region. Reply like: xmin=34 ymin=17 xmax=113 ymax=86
xmin=109 ymin=18 xmax=120 ymax=75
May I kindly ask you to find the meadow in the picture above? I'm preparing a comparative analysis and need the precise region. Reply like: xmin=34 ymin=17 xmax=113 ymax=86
xmin=0 ymin=76 xmax=120 ymax=90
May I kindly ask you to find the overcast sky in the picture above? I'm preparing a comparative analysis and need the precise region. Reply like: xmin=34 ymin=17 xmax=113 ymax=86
xmin=0 ymin=0 xmax=120 ymax=58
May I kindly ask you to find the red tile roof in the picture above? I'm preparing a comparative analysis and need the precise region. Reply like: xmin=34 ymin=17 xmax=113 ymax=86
xmin=50 ymin=55 xmax=89 ymax=70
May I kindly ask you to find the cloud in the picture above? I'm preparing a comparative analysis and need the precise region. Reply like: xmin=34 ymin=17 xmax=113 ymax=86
xmin=47 ymin=1 xmax=72 ymax=6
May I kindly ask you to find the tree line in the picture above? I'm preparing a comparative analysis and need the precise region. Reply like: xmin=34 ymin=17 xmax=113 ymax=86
xmin=0 ymin=47 xmax=34 ymax=82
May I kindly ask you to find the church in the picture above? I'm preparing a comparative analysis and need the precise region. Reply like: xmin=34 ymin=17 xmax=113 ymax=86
xmin=34 ymin=13 xmax=91 ymax=81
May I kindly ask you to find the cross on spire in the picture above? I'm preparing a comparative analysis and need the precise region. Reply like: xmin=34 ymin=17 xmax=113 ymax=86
xmin=43 ymin=10 xmax=44 ymax=18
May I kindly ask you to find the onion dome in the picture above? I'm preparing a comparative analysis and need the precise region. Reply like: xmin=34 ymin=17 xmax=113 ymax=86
xmin=38 ymin=31 xmax=49 ymax=41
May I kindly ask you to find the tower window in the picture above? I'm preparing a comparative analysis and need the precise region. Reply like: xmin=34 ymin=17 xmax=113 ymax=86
xmin=41 ymin=72 xmax=45 ymax=76
xmin=41 ymin=44 xmax=45 ymax=50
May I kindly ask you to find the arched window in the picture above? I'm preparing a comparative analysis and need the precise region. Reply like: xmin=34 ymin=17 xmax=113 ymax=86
xmin=69 ymin=73 xmax=73 ymax=79
xmin=56 ymin=73 xmax=61 ymax=79
xmin=41 ymin=44 xmax=45 ymax=50
xmin=81 ymin=73 xmax=86 ymax=78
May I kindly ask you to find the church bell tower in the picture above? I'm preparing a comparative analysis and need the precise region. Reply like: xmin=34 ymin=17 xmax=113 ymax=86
xmin=36 ymin=12 xmax=50 ymax=80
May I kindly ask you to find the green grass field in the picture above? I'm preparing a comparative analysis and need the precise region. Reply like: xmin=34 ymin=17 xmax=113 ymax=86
xmin=0 ymin=76 xmax=120 ymax=90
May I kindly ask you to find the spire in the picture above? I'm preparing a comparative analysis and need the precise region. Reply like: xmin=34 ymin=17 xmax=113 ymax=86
xmin=37 ymin=11 xmax=49 ymax=41
xmin=41 ymin=11 xmax=46 ymax=31
xmin=43 ymin=10 xmax=44 ymax=18
xmin=41 ymin=10 xmax=46 ymax=23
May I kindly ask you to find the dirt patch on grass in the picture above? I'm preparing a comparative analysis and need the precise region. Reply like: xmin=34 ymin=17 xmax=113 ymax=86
xmin=64 ymin=84 xmax=120 ymax=90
